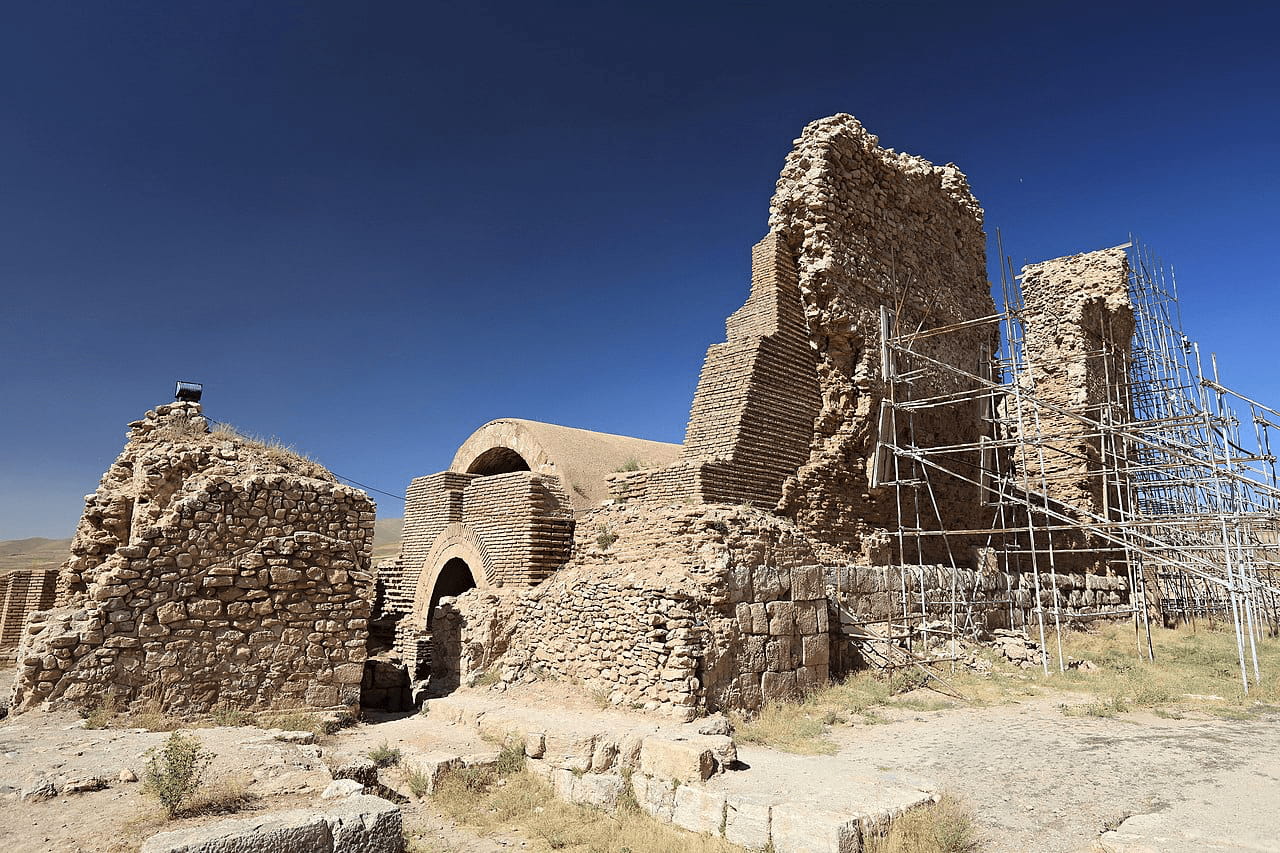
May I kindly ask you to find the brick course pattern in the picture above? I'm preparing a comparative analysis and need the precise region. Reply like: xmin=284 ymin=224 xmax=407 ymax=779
xmin=8 ymin=403 xmax=375 ymax=715
xmin=0 ymin=569 xmax=57 ymax=659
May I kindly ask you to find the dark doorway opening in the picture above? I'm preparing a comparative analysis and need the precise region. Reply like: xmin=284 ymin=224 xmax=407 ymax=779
xmin=428 ymin=557 xmax=477 ymax=626
xmin=466 ymin=447 xmax=531 ymax=476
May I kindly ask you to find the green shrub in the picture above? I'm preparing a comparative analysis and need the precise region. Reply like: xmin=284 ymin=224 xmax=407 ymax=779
xmin=496 ymin=740 xmax=526 ymax=776
xmin=141 ymin=732 xmax=215 ymax=818
xmin=595 ymin=525 xmax=619 ymax=550
xmin=368 ymin=741 xmax=402 ymax=768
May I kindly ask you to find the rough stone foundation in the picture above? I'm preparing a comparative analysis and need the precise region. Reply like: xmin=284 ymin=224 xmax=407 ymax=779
xmin=9 ymin=403 xmax=375 ymax=715
xmin=430 ymin=503 xmax=826 ymax=719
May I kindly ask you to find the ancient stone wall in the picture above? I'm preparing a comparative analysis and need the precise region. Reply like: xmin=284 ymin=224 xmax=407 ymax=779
xmin=9 ymin=403 xmax=375 ymax=715
xmin=0 ymin=569 xmax=58 ymax=659
xmin=767 ymin=115 xmax=995 ymax=563
xmin=613 ymin=115 xmax=994 ymax=567
xmin=824 ymin=564 xmax=1131 ymax=674
xmin=429 ymin=503 xmax=826 ymax=719
xmin=1019 ymin=247 xmax=1134 ymax=518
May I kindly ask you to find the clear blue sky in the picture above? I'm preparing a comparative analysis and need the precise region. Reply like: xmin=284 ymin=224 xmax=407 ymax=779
xmin=2 ymin=2 xmax=1277 ymax=538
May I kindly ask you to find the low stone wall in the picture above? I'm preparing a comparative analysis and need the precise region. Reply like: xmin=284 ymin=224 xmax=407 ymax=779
xmin=9 ymin=403 xmax=375 ymax=715
xmin=825 ymin=563 xmax=1131 ymax=672
xmin=430 ymin=502 xmax=826 ymax=718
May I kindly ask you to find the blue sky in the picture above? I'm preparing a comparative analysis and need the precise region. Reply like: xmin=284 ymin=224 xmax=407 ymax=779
xmin=2 ymin=1 xmax=1277 ymax=538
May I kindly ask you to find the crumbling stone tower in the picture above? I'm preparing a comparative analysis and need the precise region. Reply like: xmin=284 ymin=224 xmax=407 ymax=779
xmin=615 ymin=114 xmax=996 ymax=564
xmin=1019 ymin=248 xmax=1135 ymax=518
xmin=10 ymin=402 xmax=376 ymax=715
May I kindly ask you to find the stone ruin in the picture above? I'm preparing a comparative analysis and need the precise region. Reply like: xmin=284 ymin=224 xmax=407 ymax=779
xmin=5 ymin=113 xmax=1140 ymax=726
xmin=8 ymin=402 xmax=375 ymax=715
xmin=372 ymin=114 xmax=1137 ymax=720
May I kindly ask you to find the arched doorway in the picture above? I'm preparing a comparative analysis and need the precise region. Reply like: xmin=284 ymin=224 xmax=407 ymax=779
xmin=428 ymin=557 xmax=477 ymax=626
xmin=465 ymin=446 xmax=531 ymax=476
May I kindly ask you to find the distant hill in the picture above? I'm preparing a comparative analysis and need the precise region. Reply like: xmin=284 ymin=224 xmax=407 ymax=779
xmin=0 ymin=537 xmax=71 ymax=575
xmin=0 ymin=516 xmax=404 ymax=577
xmin=373 ymin=517 xmax=403 ymax=562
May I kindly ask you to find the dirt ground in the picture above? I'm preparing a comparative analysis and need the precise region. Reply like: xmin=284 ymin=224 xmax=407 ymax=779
xmin=819 ymin=694 xmax=1280 ymax=852
xmin=0 ymin=687 xmax=1276 ymax=852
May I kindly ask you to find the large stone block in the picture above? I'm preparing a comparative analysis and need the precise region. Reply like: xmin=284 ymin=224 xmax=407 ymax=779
xmin=140 ymin=794 xmax=403 ymax=853
xmin=672 ymin=785 xmax=727 ymax=835
xmin=791 ymin=566 xmax=824 ymax=601
xmin=761 ymin=670 xmax=798 ymax=705
xmin=770 ymin=804 xmax=860 ymax=853
xmin=631 ymin=772 xmax=675 ymax=821
xmin=724 ymin=797 xmax=772 ymax=849
xmin=639 ymin=736 xmax=715 ymax=783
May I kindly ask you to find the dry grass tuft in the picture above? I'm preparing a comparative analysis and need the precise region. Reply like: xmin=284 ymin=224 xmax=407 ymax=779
xmin=428 ymin=769 xmax=738 ymax=853
xmin=732 ymin=623 xmax=1280 ymax=753
xmin=866 ymin=794 xmax=982 ymax=853
xmin=184 ymin=776 xmax=257 ymax=816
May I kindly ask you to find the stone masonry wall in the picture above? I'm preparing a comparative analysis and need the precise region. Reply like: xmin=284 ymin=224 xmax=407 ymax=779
xmin=430 ymin=503 xmax=826 ymax=719
xmin=9 ymin=403 xmax=375 ymax=715
xmin=1019 ymin=247 xmax=1134 ymax=518
xmin=824 ymin=563 xmax=1131 ymax=674
xmin=769 ymin=114 xmax=996 ymax=564
xmin=613 ymin=115 xmax=994 ymax=568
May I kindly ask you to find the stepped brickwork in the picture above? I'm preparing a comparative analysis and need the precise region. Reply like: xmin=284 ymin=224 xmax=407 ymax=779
xmin=0 ymin=569 xmax=58 ymax=659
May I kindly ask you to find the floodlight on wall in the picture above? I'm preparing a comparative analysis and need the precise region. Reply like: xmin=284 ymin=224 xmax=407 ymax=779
xmin=174 ymin=381 xmax=203 ymax=403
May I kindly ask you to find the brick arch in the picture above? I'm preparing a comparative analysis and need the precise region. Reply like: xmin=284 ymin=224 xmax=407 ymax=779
xmin=411 ymin=523 xmax=495 ymax=625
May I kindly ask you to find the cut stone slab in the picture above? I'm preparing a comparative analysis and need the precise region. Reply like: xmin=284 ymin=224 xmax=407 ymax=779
xmin=672 ymin=785 xmax=727 ymax=835
xmin=399 ymin=750 xmax=462 ymax=796
xmin=639 ymin=736 xmax=714 ymax=783
xmin=724 ymin=796 xmax=771 ymax=850
xmin=322 ymin=779 xmax=365 ymax=799
xmin=140 ymin=793 xmax=402 ymax=853
xmin=770 ymin=804 xmax=861 ymax=853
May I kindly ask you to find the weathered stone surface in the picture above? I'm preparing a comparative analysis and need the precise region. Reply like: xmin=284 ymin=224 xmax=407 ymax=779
xmin=639 ymin=736 xmax=715 ymax=784
xmin=10 ymin=402 xmax=375 ymax=717
xmin=399 ymin=751 xmax=461 ymax=796
xmin=770 ymin=804 xmax=861 ymax=853
xmin=671 ymin=785 xmax=727 ymax=835
xmin=139 ymin=794 xmax=402 ymax=853
xmin=630 ymin=772 xmax=675 ymax=822
xmin=724 ymin=797 xmax=772 ymax=850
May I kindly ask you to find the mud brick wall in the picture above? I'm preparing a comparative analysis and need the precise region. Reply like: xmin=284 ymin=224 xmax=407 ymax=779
xmin=460 ymin=472 xmax=574 ymax=588
xmin=430 ymin=503 xmax=826 ymax=719
xmin=0 ymin=569 xmax=58 ymax=659
xmin=388 ymin=472 xmax=474 ymax=614
xmin=9 ymin=403 xmax=375 ymax=715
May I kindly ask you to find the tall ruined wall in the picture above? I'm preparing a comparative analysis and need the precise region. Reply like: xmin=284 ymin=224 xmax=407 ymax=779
xmin=430 ymin=503 xmax=826 ymax=719
xmin=0 ymin=569 xmax=58 ymax=659
xmin=613 ymin=115 xmax=994 ymax=565
xmin=1019 ymin=247 xmax=1134 ymax=519
xmin=768 ymin=114 xmax=995 ymax=563
xmin=10 ymin=402 xmax=375 ymax=715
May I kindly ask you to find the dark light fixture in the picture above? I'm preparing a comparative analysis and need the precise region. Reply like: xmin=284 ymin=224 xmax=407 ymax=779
xmin=174 ymin=381 xmax=203 ymax=403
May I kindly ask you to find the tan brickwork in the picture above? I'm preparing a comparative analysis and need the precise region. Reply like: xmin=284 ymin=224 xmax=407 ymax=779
xmin=0 ymin=569 xmax=58 ymax=657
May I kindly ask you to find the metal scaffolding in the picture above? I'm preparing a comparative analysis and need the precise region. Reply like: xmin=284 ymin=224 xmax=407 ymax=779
xmin=874 ymin=239 xmax=1280 ymax=691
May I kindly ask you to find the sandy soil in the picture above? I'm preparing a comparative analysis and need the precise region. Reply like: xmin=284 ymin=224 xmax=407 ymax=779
xmin=821 ymin=695 xmax=1280 ymax=852
xmin=1 ymin=689 xmax=1275 ymax=852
